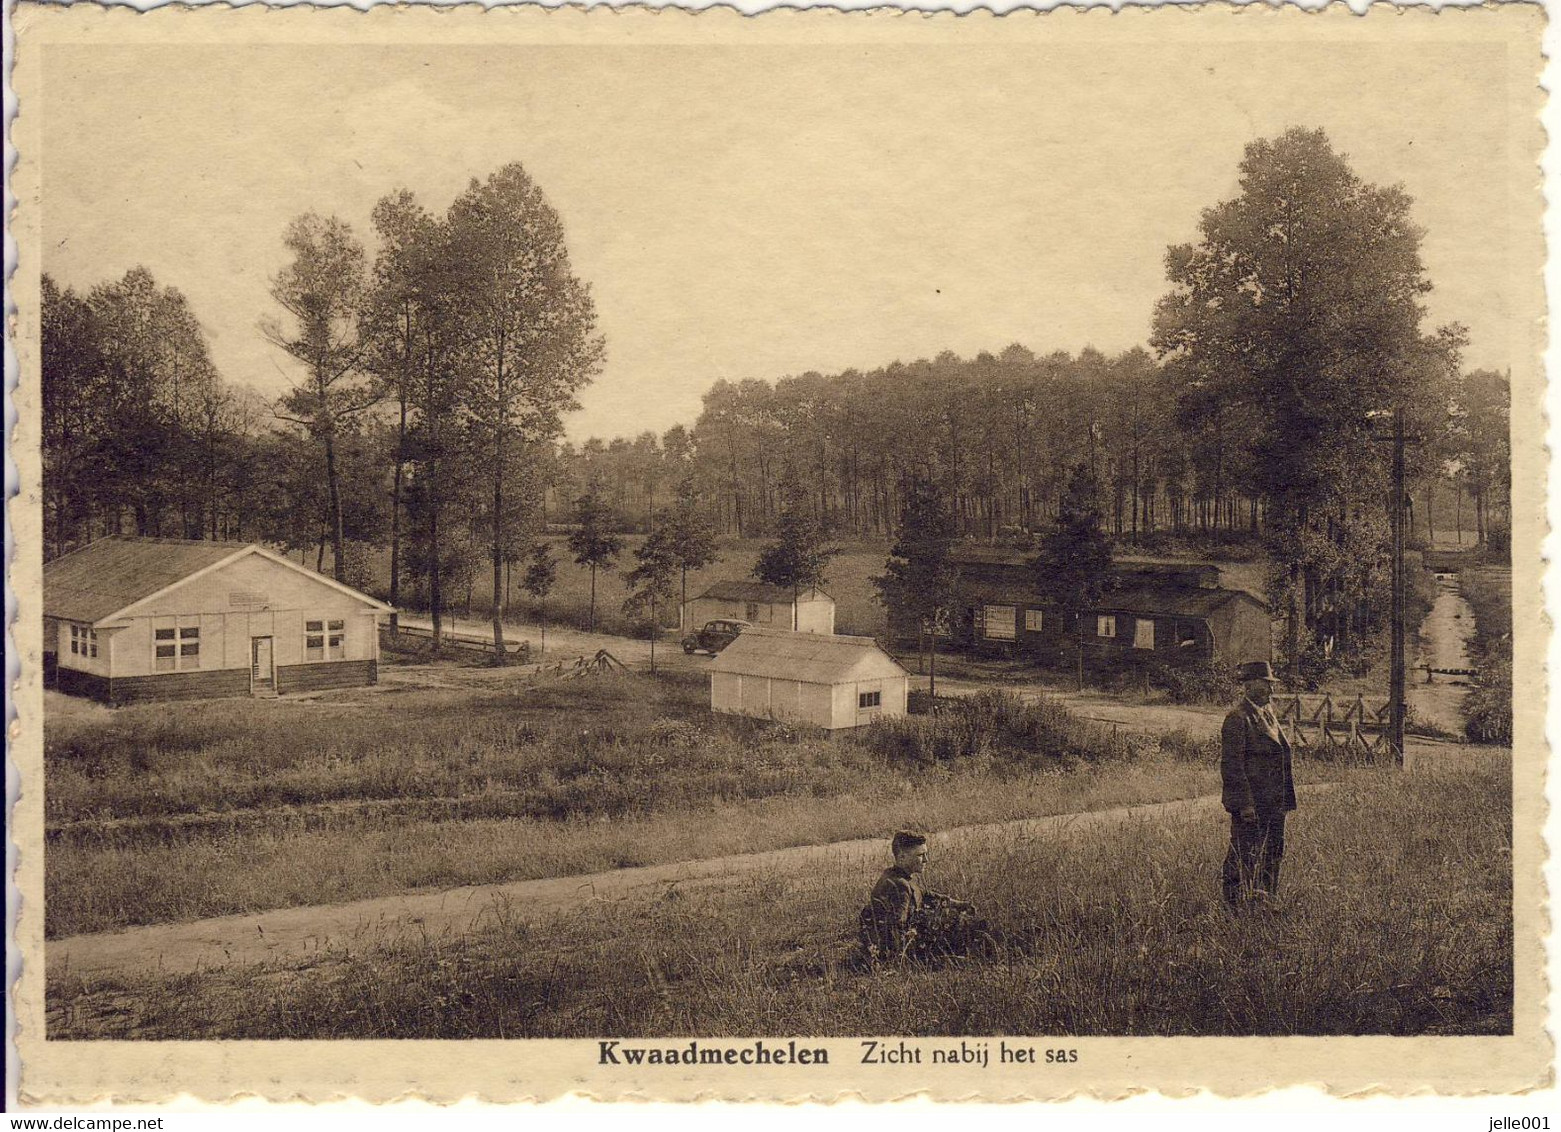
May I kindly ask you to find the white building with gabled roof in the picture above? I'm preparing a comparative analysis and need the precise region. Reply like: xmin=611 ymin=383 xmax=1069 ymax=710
xmin=43 ymin=536 xmax=391 ymax=705
xmin=707 ymin=628 xmax=909 ymax=730
xmin=682 ymin=580 xmax=834 ymax=634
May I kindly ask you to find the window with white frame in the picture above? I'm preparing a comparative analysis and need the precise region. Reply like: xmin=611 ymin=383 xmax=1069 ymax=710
xmin=858 ymin=689 xmax=882 ymax=709
xmin=69 ymin=624 xmax=99 ymax=659
xmin=1096 ymin=615 xmax=1117 ymax=638
xmin=153 ymin=621 xmax=200 ymax=671
xmin=982 ymin=605 xmax=1017 ymax=641
xmin=306 ymin=619 xmax=346 ymax=662
xmin=1024 ymin=609 xmax=1044 ymax=633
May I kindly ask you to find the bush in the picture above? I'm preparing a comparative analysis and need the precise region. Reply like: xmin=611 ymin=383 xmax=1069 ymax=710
xmin=1459 ymin=566 xmax=1513 ymax=746
xmin=1150 ymin=659 xmax=1236 ymax=705
xmin=1481 ymin=522 xmax=1511 ymax=564
xmin=858 ymin=689 xmax=1137 ymax=769
xmin=1464 ymin=658 xmax=1513 ymax=746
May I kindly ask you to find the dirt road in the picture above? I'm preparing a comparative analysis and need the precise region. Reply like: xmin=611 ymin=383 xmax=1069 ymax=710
xmin=1408 ymin=575 xmax=1478 ymax=736
xmin=46 ymin=787 xmax=1331 ymax=982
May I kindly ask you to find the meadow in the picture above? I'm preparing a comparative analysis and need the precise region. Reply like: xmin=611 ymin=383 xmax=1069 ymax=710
xmin=48 ymin=752 xmax=1511 ymax=1038
xmin=376 ymin=536 xmax=896 ymax=638
xmin=46 ymin=676 xmax=1251 ymax=938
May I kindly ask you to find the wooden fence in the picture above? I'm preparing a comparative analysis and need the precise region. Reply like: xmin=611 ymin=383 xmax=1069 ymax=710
xmin=389 ymin=623 xmax=531 ymax=661
xmin=1271 ymin=692 xmax=1398 ymax=761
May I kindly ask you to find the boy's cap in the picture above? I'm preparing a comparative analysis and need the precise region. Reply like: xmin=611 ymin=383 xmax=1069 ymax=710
xmin=891 ymin=830 xmax=927 ymax=854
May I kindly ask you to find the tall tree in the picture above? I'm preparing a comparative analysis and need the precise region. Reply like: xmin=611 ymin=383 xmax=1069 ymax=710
xmin=873 ymin=474 xmax=959 ymax=696
xmin=1034 ymin=463 xmax=1113 ymax=686
xmin=363 ymin=189 xmax=440 ymax=634
xmin=1151 ymin=127 xmax=1462 ymax=670
xmin=263 ymin=212 xmax=377 ymax=582
xmin=752 ymin=467 xmax=840 ymax=627
xmin=567 ymin=485 xmax=622 ymax=631
xmin=448 ymin=164 xmax=606 ymax=660
xmin=659 ymin=476 xmax=721 ymax=624
xmin=623 ymin=529 xmax=679 ymax=675
xmin=521 ymin=541 xmax=559 ymax=658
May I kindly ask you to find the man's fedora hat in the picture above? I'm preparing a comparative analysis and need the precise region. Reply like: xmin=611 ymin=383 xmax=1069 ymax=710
xmin=1236 ymin=660 xmax=1280 ymax=683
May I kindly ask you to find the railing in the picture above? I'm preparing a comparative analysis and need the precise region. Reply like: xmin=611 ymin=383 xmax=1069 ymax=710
xmin=1271 ymin=692 xmax=1397 ymax=761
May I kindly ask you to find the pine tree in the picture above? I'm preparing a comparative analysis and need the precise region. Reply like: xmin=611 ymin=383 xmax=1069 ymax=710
xmin=1034 ymin=462 xmax=1113 ymax=685
xmin=752 ymin=468 xmax=839 ymax=628
xmin=873 ymin=474 xmax=959 ymax=696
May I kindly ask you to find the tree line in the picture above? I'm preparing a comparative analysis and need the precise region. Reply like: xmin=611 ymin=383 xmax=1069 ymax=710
xmin=42 ymin=130 xmax=1513 ymax=672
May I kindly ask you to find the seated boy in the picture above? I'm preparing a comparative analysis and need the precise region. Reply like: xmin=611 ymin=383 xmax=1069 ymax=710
xmin=855 ymin=830 xmax=996 ymax=966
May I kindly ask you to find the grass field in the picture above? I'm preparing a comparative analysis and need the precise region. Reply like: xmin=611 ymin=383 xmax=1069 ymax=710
xmin=48 ymin=752 xmax=1510 ymax=1039
xmin=374 ymin=536 xmax=896 ymax=638
xmin=46 ymin=675 xmax=1263 ymax=938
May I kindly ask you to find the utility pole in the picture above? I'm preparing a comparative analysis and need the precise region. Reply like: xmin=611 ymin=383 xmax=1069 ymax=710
xmin=1389 ymin=405 xmax=1407 ymax=765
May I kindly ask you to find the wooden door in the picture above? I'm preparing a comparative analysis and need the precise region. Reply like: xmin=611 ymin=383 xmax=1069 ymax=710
xmin=251 ymin=637 xmax=274 ymax=693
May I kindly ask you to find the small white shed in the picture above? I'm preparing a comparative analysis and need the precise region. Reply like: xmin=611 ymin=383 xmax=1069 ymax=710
xmin=708 ymin=629 xmax=909 ymax=730
xmin=682 ymin=581 xmax=834 ymax=635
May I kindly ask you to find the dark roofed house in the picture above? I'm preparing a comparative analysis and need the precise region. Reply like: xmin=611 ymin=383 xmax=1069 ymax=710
xmin=44 ymin=536 xmax=390 ymax=705
xmin=682 ymin=580 xmax=834 ymax=635
xmin=950 ymin=546 xmax=1270 ymax=670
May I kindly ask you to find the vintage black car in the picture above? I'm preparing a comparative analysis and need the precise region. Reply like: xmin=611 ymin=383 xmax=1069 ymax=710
xmin=681 ymin=619 xmax=751 ymax=655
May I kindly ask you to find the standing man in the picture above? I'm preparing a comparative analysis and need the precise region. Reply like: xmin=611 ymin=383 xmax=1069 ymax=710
xmin=1220 ymin=660 xmax=1297 ymax=910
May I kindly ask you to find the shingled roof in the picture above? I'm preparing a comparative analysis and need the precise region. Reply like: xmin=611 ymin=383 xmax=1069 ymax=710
xmin=710 ymin=629 xmax=905 ymax=684
xmin=44 ymin=537 xmax=252 ymax=624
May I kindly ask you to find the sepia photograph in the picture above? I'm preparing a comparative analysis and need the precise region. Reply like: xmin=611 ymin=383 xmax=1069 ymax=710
xmin=7 ymin=0 xmax=1548 ymax=1104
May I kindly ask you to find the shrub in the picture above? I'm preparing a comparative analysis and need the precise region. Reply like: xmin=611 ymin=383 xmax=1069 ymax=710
xmin=1464 ymin=658 xmax=1514 ymax=746
xmin=1459 ymin=566 xmax=1513 ymax=746
xmin=1150 ymin=659 xmax=1235 ymax=705
xmin=858 ymin=689 xmax=1136 ymax=769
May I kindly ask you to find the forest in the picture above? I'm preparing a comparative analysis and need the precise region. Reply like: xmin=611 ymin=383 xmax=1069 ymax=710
xmin=40 ymin=130 xmax=1513 ymax=666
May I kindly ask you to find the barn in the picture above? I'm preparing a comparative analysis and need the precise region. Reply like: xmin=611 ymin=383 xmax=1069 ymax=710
xmin=708 ymin=629 xmax=909 ymax=730
xmin=952 ymin=548 xmax=1271 ymax=669
xmin=682 ymin=580 xmax=835 ymax=634
xmin=44 ymin=536 xmax=391 ymax=705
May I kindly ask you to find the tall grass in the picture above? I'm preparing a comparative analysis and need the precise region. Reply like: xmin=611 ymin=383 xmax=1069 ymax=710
xmin=47 ymin=681 xmax=1251 ymax=937
xmin=48 ymin=756 xmax=1510 ymax=1039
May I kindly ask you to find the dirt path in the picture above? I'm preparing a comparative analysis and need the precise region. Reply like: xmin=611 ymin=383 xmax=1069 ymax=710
xmin=46 ymin=787 xmax=1330 ymax=982
xmin=387 ymin=614 xmax=705 ymax=680
xmin=1408 ymin=575 xmax=1478 ymax=736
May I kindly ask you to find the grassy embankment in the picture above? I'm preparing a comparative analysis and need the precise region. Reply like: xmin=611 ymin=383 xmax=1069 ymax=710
xmin=48 ymin=753 xmax=1510 ymax=1038
xmin=1458 ymin=566 xmax=1513 ymax=745
xmin=48 ymin=678 xmax=1249 ymax=939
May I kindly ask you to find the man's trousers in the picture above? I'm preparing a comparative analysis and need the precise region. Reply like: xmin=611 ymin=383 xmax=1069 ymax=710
xmin=1221 ymin=812 xmax=1286 ymax=906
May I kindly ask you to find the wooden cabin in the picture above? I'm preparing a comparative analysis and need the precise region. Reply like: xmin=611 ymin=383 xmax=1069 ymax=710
xmin=708 ymin=629 xmax=908 ymax=730
xmin=682 ymin=580 xmax=835 ymax=634
xmin=951 ymin=548 xmax=1271 ymax=669
xmin=44 ymin=536 xmax=391 ymax=705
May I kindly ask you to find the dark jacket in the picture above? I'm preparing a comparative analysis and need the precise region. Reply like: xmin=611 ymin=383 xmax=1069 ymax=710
xmin=860 ymin=866 xmax=955 ymax=956
xmin=1220 ymin=697 xmax=1297 ymax=816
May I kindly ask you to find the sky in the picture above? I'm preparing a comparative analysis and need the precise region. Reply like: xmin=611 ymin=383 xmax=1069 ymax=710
xmin=39 ymin=22 xmax=1534 ymax=443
